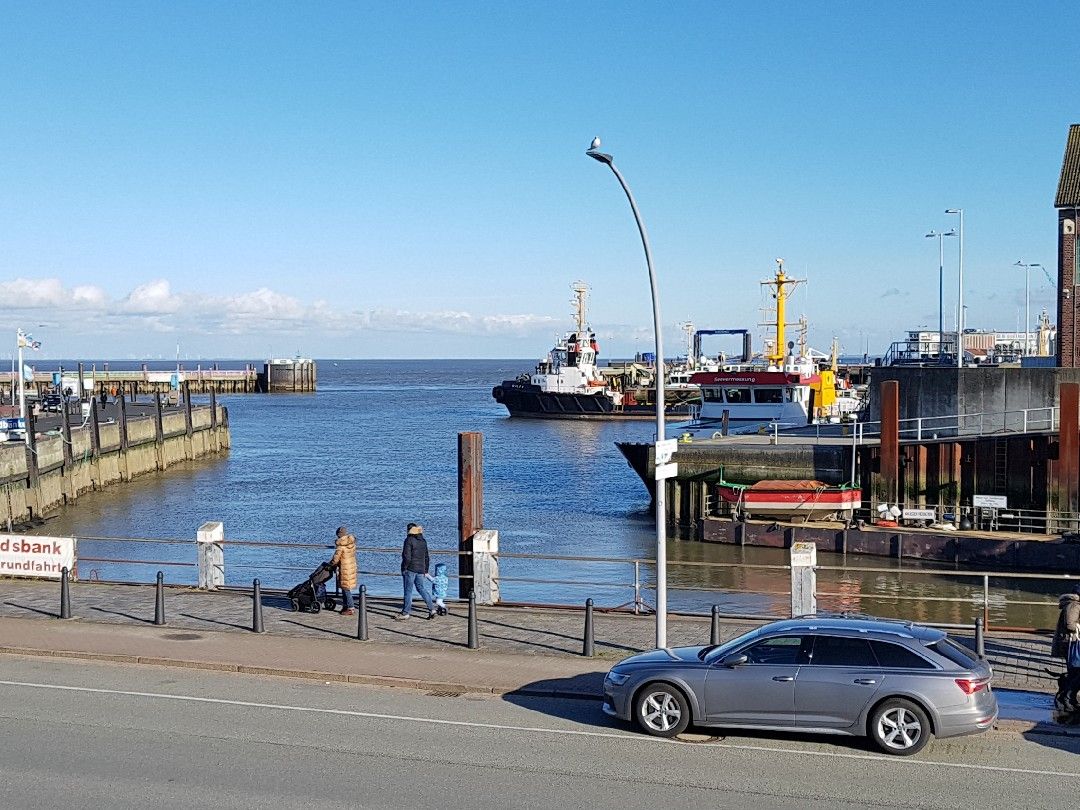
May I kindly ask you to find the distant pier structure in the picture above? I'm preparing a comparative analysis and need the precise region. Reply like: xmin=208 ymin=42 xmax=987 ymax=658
xmin=257 ymin=358 xmax=317 ymax=393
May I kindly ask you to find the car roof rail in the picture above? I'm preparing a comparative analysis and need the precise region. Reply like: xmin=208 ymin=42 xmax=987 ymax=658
xmin=791 ymin=611 xmax=916 ymax=629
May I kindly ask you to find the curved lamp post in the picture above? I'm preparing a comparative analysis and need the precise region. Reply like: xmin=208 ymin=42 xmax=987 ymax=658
xmin=586 ymin=137 xmax=668 ymax=649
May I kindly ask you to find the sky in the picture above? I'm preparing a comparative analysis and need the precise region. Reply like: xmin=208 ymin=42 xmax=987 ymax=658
xmin=0 ymin=2 xmax=1076 ymax=360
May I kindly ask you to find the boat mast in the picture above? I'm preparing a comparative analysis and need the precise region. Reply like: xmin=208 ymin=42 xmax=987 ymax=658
xmin=681 ymin=321 xmax=695 ymax=368
xmin=571 ymin=282 xmax=589 ymax=337
xmin=761 ymin=258 xmax=804 ymax=366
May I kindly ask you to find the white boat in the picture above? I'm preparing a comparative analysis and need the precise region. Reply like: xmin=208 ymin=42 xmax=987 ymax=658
xmin=674 ymin=260 xmax=865 ymax=439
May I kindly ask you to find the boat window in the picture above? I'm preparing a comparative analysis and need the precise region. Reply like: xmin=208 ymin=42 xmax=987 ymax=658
xmin=702 ymin=387 xmax=724 ymax=403
xmin=784 ymin=388 xmax=795 ymax=402
xmin=754 ymin=388 xmax=783 ymax=404
xmin=724 ymin=388 xmax=752 ymax=404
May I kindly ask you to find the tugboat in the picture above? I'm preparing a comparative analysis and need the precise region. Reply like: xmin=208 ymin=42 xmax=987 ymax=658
xmin=491 ymin=282 xmax=701 ymax=420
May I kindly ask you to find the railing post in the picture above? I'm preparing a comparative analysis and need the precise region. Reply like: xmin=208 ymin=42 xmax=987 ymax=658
xmin=975 ymin=617 xmax=986 ymax=659
xmin=252 ymin=579 xmax=265 ymax=633
xmin=154 ymin=571 xmax=166 ymax=626
xmin=710 ymin=604 xmax=721 ymax=645
xmin=59 ymin=567 xmax=71 ymax=619
xmin=467 ymin=590 xmax=479 ymax=649
xmin=196 ymin=521 xmax=225 ymax=589
xmin=357 ymin=584 xmax=369 ymax=641
xmin=982 ymin=574 xmax=990 ymax=629
xmin=790 ymin=542 xmax=817 ymax=617
xmin=1022 ymin=409 xmax=1028 ymax=434
xmin=916 ymin=417 xmax=922 ymax=442
xmin=582 ymin=598 xmax=595 ymax=657
xmin=633 ymin=561 xmax=641 ymax=615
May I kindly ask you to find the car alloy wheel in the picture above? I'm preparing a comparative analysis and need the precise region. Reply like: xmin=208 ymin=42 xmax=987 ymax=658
xmin=634 ymin=685 xmax=690 ymax=738
xmin=871 ymin=698 xmax=931 ymax=756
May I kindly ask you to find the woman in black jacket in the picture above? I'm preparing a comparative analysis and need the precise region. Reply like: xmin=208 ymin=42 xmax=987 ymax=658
xmin=395 ymin=523 xmax=436 ymax=620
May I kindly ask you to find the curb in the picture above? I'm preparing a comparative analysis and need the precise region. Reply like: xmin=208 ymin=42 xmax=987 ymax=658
xmin=0 ymin=644 xmax=601 ymax=700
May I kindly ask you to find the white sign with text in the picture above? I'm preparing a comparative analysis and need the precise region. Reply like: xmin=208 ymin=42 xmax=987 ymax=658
xmin=0 ymin=535 xmax=76 ymax=579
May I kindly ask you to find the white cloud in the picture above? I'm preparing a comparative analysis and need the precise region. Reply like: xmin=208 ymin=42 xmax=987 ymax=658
xmin=0 ymin=276 xmax=566 ymax=341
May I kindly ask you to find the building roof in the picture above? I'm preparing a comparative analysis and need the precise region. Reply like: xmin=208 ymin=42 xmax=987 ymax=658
xmin=1056 ymin=124 xmax=1080 ymax=208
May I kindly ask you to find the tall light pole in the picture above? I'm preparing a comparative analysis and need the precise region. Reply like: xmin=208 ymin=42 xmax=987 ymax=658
xmin=945 ymin=209 xmax=964 ymax=368
xmin=926 ymin=229 xmax=956 ymax=363
xmin=1014 ymin=261 xmax=1043 ymax=356
xmin=586 ymin=136 xmax=669 ymax=649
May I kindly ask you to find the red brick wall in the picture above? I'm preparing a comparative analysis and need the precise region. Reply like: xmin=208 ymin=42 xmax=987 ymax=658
xmin=1058 ymin=211 xmax=1077 ymax=367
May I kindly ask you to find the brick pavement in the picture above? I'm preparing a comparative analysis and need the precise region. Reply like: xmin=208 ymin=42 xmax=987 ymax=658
xmin=0 ymin=579 xmax=1064 ymax=694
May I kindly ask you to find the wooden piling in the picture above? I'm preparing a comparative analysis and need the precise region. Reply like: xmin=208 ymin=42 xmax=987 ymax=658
xmin=880 ymin=379 xmax=899 ymax=503
xmin=457 ymin=431 xmax=483 ymax=599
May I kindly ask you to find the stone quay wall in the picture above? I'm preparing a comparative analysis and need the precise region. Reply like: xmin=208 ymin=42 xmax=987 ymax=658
xmin=0 ymin=403 xmax=230 ymax=527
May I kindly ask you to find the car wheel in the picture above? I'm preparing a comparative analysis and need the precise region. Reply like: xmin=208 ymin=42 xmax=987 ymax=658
xmin=634 ymin=683 xmax=690 ymax=738
xmin=870 ymin=698 xmax=932 ymax=756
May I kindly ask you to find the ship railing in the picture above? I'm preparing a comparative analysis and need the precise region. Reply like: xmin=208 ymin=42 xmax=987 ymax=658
xmin=39 ymin=534 xmax=1079 ymax=632
xmin=859 ymin=500 xmax=1080 ymax=536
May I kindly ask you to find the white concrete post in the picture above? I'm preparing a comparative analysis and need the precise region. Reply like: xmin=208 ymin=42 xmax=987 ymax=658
xmin=196 ymin=521 xmax=225 ymax=590
xmin=790 ymin=541 xmax=817 ymax=617
xmin=471 ymin=528 xmax=500 ymax=605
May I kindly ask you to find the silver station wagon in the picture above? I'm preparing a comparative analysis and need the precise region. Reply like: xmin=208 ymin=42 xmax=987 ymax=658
xmin=603 ymin=615 xmax=997 ymax=755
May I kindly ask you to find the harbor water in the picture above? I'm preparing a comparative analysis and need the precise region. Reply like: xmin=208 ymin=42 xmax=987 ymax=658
xmin=31 ymin=359 xmax=1069 ymax=629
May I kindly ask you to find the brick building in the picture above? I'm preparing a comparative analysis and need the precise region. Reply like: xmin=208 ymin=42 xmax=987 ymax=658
xmin=1056 ymin=124 xmax=1080 ymax=367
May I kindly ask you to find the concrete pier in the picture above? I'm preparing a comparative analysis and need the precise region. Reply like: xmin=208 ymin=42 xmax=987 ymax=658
xmin=0 ymin=394 xmax=230 ymax=528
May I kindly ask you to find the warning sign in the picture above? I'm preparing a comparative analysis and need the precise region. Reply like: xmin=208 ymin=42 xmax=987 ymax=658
xmin=0 ymin=535 xmax=76 ymax=579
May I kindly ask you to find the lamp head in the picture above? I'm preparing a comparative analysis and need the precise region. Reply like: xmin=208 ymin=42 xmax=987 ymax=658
xmin=944 ymin=229 xmax=956 ymax=237
xmin=925 ymin=231 xmax=936 ymax=238
xmin=945 ymin=208 xmax=961 ymax=214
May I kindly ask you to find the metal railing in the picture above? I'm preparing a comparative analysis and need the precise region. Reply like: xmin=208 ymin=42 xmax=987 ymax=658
xmin=35 ymin=534 xmax=1079 ymax=632
xmin=851 ymin=405 xmax=1058 ymax=443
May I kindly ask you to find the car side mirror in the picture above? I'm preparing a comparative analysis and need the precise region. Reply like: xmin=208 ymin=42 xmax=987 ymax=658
xmin=720 ymin=653 xmax=748 ymax=668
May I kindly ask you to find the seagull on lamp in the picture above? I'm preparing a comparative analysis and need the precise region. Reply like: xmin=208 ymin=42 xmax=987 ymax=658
xmin=590 ymin=136 xmax=601 ymax=150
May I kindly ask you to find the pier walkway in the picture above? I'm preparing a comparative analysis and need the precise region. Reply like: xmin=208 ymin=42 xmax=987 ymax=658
xmin=0 ymin=580 xmax=1063 ymax=698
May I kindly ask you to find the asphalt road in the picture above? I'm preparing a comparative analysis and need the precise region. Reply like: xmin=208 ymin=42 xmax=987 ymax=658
xmin=0 ymin=656 xmax=1077 ymax=810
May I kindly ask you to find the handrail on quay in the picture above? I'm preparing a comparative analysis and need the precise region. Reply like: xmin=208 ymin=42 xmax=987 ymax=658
xmin=40 ymin=534 xmax=1080 ymax=631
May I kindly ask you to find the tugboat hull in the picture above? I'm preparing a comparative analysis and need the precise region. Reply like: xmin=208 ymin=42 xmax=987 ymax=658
xmin=492 ymin=381 xmax=694 ymax=421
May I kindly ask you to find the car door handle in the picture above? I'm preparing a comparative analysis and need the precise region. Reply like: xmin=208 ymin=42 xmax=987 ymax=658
xmin=772 ymin=676 xmax=795 ymax=682
xmin=853 ymin=678 xmax=878 ymax=685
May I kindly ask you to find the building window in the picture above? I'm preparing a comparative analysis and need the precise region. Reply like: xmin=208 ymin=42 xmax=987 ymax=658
xmin=724 ymin=388 xmax=752 ymax=404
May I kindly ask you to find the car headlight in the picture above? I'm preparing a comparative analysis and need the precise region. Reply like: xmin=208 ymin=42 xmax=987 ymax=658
xmin=606 ymin=671 xmax=631 ymax=686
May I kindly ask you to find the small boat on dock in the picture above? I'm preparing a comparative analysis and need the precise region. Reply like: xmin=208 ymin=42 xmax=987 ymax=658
xmin=716 ymin=478 xmax=861 ymax=522
xmin=491 ymin=282 xmax=701 ymax=421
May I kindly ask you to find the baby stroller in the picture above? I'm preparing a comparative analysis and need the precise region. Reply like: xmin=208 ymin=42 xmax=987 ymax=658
xmin=287 ymin=561 xmax=338 ymax=613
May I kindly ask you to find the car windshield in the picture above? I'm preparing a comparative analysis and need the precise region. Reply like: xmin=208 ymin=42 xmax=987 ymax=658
xmin=700 ymin=627 xmax=764 ymax=662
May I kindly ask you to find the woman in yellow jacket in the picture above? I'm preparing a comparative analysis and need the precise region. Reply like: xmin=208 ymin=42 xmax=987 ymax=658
xmin=330 ymin=526 xmax=358 ymax=615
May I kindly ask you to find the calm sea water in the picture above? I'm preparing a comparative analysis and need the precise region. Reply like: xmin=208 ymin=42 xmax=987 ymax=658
xmin=34 ymin=359 xmax=1067 ymax=627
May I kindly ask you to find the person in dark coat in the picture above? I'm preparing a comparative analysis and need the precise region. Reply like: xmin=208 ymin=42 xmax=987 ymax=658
xmin=1052 ymin=584 xmax=1080 ymax=710
xmin=395 ymin=522 xmax=435 ymax=620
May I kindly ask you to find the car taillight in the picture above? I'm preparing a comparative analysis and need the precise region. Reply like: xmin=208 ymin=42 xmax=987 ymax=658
xmin=955 ymin=677 xmax=990 ymax=695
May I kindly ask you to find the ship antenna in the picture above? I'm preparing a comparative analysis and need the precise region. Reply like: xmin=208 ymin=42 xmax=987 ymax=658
xmin=571 ymin=281 xmax=589 ymax=336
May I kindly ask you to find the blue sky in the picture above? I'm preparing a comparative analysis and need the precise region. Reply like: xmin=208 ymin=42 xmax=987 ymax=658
xmin=0 ymin=2 xmax=1075 ymax=359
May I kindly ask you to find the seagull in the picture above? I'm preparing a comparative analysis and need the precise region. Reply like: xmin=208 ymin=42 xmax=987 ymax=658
xmin=590 ymin=136 xmax=601 ymax=150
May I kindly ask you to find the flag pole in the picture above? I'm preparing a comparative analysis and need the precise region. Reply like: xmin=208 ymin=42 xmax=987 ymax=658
xmin=17 ymin=330 xmax=28 ymax=447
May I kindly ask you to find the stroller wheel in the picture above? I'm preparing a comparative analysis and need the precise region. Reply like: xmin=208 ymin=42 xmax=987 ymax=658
xmin=290 ymin=598 xmax=299 ymax=612
xmin=324 ymin=600 xmax=336 ymax=611
xmin=310 ymin=602 xmax=321 ymax=614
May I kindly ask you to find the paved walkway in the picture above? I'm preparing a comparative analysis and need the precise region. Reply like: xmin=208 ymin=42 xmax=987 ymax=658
xmin=0 ymin=579 xmax=1064 ymax=695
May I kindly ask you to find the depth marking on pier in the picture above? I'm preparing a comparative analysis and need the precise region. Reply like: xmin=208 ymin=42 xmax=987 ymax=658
xmin=0 ymin=679 xmax=1077 ymax=779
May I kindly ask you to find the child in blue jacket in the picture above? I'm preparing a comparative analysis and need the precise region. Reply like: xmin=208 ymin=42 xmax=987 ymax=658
xmin=427 ymin=562 xmax=449 ymax=616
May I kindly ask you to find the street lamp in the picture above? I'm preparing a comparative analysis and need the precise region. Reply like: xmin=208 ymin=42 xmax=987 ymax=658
xmin=945 ymin=209 xmax=964 ymax=368
xmin=1014 ymin=261 xmax=1043 ymax=356
xmin=925 ymin=229 xmax=957 ymax=363
xmin=585 ymin=136 xmax=669 ymax=649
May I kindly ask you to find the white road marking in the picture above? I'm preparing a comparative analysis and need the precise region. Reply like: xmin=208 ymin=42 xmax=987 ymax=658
xmin=0 ymin=679 xmax=1076 ymax=778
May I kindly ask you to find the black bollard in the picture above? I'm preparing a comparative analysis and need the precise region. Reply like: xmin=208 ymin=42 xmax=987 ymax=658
xmin=154 ymin=571 xmax=166 ymax=626
xmin=467 ymin=590 xmax=479 ymax=650
xmin=975 ymin=616 xmax=985 ymax=659
xmin=710 ymin=604 xmax=721 ymax=646
xmin=59 ymin=567 xmax=71 ymax=619
xmin=357 ymin=585 xmax=369 ymax=641
xmin=582 ymin=598 xmax=595 ymax=657
xmin=252 ymin=579 xmax=265 ymax=633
